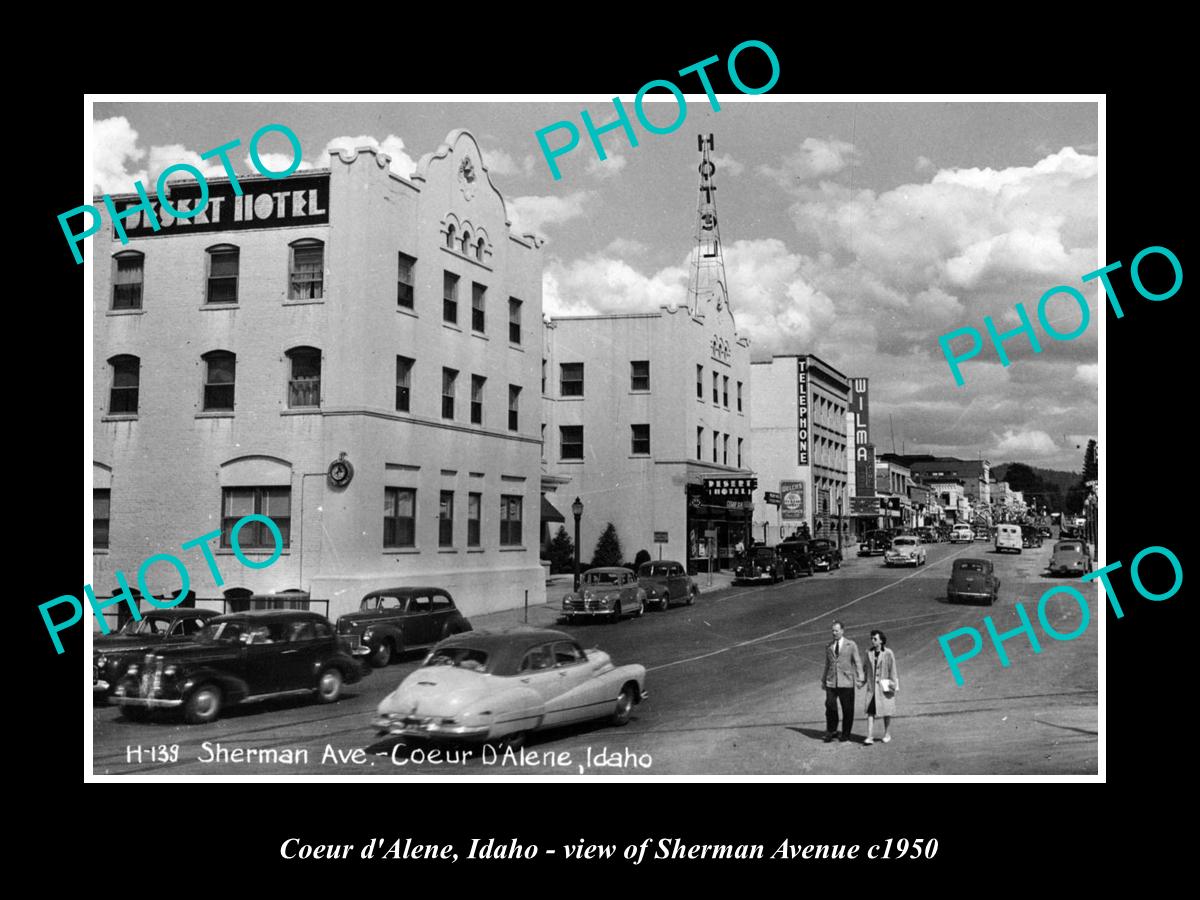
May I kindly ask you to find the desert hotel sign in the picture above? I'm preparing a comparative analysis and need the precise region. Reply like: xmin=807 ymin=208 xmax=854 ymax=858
xmin=111 ymin=174 xmax=331 ymax=237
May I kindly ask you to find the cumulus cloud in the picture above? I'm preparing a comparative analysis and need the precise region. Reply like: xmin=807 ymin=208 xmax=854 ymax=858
xmin=711 ymin=153 xmax=745 ymax=177
xmin=604 ymin=237 xmax=648 ymax=257
xmin=993 ymin=429 xmax=1060 ymax=457
xmin=915 ymin=155 xmax=935 ymax=173
xmin=245 ymin=152 xmax=316 ymax=175
xmin=758 ymin=137 xmax=860 ymax=186
xmin=587 ymin=154 xmax=627 ymax=178
xmin=508 ymin=191 xmax=595 ymax=238
xmin=1075 ymin=363 xmax=1099 ymax=385
xmin=94 ymin=116 xmax=146 ymax=193
xmin=483 ymin=148 xmax=535 ymax=178
xmin=320 ymin=135 xmax=417 ymax=179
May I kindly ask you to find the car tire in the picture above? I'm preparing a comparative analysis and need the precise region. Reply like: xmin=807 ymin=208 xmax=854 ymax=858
xmin=634 ymin=598 xmax=645 ymax=618
xmin=502 ymin=731 xmax=529 ymax=751
xmin=611 ymin=685 xmax=636 ymax=726
xmin=184 ymin=684 xmax=223 ymax=725
xmin=317 ymin=668 xmax=343 ymax=704
xmin=369 ymin=640 xmax=392 ymax=668
xmin=808 ymin=563 xmax=815 ymax=577
xmin=686 ymin=588 xmax=695 ymax=606
xmin=660 ymin=592 xmax=670 ymax=611
xmin=612 ymin=601 xmax=622 ymax=623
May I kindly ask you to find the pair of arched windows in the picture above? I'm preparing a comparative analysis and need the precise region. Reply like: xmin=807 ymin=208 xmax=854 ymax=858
xmin=444 ymin=223 xmax=486 ymax=261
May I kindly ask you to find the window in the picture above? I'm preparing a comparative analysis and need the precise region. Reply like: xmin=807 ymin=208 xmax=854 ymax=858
xmin=696 ymin=365 xmax=703 ymax=399
xmin=500 ymin=495 xmax=523 ymax=546
xmin=384 ymin=487 xmax=416 ymax=548
xmin=472 ymin=282 xmax=486 ymax=332
xmin=561 ymin=363 xmax=584 ymax=397
xmin=202 ymin=350 xmax=236 ymax=411
xmin=288 ymin=240 xmax=324 ymax=300
xmin=738 ymin=437 xmax=743 ymax=468
xmin=713 ymin=429 xmax=719 ymax=463
xmin=508 ymin=385 xmax=520 ymax=431
xmin=737 ymin=381 xmax=743 ymax=412
xmin=108 ymin=355 xmax=139 ymax=414
xmin=461 ymin=229 xmax=472 ymax=255
xmin=439 ymin=491 xmax=454 ymax=547
xmin=443 ymin=271 xmax=459 ymax=323
xmin=631 ymin=424 xmax=650 ymax=455
xmin=475 ymin=237 xmax=485 ymax=260
xmin=94 ymin=489 xmax=110 ymax=549
xmin=509 ymin=298 xmax=523 ymax=344
xmin=397 ymin=252 xmax=415 ymax=308
xmin=631 ymin=360 xmax=650 ymax=392
xmin=560 ymin=425 xmax=584 ymax=460
xmin=206 ymin=246 xmax=238 ymax=304
xmin=221 ymin=487 xmax=291 ymax=548
xmin=442 ymin=367 xmax=457 ymax=419
xmin=697 ymin=427 xmax=703 ymax=460
xmin=723 ymin=376 xmax=729 ymax=408
xmin=395 ymin=356 xmax=413 ymax=412
xmin=541 ymin=424 xmax=546 ymax=459
xmin=713 ymin=372 xmax=719 ymax=404
xmin=446 ymin=224 xmax=456 ymax=249
xmin=468 ymin=492 xmax=481 ymax=547
xmin=723 ymin=433 xmax=729 ymax=465
xmin=112 ymin=252 xmax=144 ymax=310
xmin=286 ymin=347 xmax=321 ymax=408
xmin=471 ymin=374 xmax=485 ymax=425
xmin=541 ymin=358 xmax=547 ymax=393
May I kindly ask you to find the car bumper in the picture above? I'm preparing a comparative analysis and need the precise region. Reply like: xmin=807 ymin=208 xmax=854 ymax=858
xmin=885 ymin=557 xmax=919 ymax=566
xmin=734 ymin=573 xmax=775 ymax=583
xmin=563 ymin=606 xmax=617 ymax=617
xmin=372 ymin=715 xmax=495 ymax=740
xmin=949 ymin=591 xmax=992 ymax=601
xmin=93 ymin=679 xmax=111 ymax=693
xmin=113 ymin=695 xmax=184 ymax=709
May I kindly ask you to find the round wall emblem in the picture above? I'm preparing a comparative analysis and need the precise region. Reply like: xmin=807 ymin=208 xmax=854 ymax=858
xmin=782 ymin=491 xmax=803 ymax=510
xmin=328 ymin=453 xmax=354 ymax=488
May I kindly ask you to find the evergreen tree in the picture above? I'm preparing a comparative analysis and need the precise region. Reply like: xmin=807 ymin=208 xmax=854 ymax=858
xmin=590 ymin=522 xmax=624 ymax=569
xmin=547 ymin=526 xmax=575 ymax=574
xmin=1082 ymin=440 xmax=1098 ymax=481
xmin=633 ymin=548 xmax=652 ymax=571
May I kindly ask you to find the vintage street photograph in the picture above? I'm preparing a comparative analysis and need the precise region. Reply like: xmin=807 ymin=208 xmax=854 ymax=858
xmin=86 ymin=97 xmax=1100 ymax=777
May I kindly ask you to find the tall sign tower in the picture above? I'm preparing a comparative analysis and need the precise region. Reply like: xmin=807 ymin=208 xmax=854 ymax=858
xmin=687 ymin=134 xmax=731 ymax=317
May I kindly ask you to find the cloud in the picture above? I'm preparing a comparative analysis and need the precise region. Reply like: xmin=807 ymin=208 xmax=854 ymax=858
xmin=758 ymin=137 xmax=860 ymax=186
xmin=483 ymin=148 xmax=536 ymax=178
xmin=320 ymin=135 xmax=417 ymax=179
xmin=508 ymin=191 xmax=595 ymax=238
xmin=586 ymin=154 xmax=627 ymax=178
xmin=1075 ymin=363 xmax=1099 ymax=385
xmin=245 ymin=152 xmax=316 ymax=175
xmin=94 ymin=116 xmax=146 ymax=194
xmin=915 ymin=155 xmax=935 ymax=173
xmin=604 ymin=237 xmax=648 ymax=257
xmin=711 ymin=153 xmax=745 ymax=177
xmin=993 ymin=429 xmax=1060 ymax=458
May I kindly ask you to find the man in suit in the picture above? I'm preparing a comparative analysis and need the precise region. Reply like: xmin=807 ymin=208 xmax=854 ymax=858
xmin=821 ymin=620 xmax=865 ymax=742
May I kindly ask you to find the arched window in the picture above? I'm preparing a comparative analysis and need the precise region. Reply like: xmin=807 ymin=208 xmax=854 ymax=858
xmin=445 ymin=224 xmax=456 ymax=249
xmin=288 ymin=239 xmax=324 ymax=300
xmin=476 ymin=237 xmax=485 ymax=260
xmin=202 ymin=350 xmax=236 ymax=411
xmin=460 ymin=229 xmax=471 ymax=254
xmin=206 ymin=244 xmax=239 ymax=304
xmin=286 ymin=346 xmax=321 ymax=408
xmin=108 ymin=355 xmax=140 ymax=414
xmin=112 ymin=250 xmax=144 ymax=310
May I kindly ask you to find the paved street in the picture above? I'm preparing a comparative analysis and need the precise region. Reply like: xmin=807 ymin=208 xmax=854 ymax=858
xmin=92 ymin=541 xmax=1097 ymax=776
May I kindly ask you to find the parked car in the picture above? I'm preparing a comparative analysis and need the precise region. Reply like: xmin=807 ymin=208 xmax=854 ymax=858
xmin=946 ymin=558 xmax=1000 ymax=605
xmin=562 ymin=568 xmax=646 ymax=622
xmin=808 ymin=538 xmax=844 ymax=571
xmin=777 ymin=539 xmax=819 ymax=576
xmin=1038 ymin=525 xmax=1053 ymax=539
xmin=858 ymin=530 xmax=891 ymax=557
xmin=94 ymin=608 xmax=219 ymax=696
xmin=950 ymin=525 xmax=974 ymax=544
xmin=884 ymin=535 xmax=927 ymax=567
xmin=734 ymin=546 xmax=786 ymax=584
xmin=916 ymin=527 xmax=937 ymax=544
xmin=995 ymin=523 xmax=1023 ymax=554
xmin=1049 ymin=539 xmax=1093 ymax=576
xmin=112 ymin=610 xmax=367 ymax=724
xmin=336 ymin=587 xmax=472 ymax=668
xmin=372 ymin=627 xmax=647 ymax=747
xmin=637 ymin=560 xmax=698 ymax=609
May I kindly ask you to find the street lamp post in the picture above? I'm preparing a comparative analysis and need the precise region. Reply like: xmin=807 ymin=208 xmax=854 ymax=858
xmin=571 ymin=496 xmax=583 ymax=593
xmin=837 ymin=494 xmax=843 ymax=551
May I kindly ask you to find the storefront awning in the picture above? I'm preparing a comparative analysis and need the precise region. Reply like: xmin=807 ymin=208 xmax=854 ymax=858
xmin=541 ymin=496 xmax=565 ymax=523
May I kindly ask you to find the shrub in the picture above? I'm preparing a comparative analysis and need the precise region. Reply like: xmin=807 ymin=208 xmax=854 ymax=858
xmin=590 ymin=522 xmax=624 ymax=569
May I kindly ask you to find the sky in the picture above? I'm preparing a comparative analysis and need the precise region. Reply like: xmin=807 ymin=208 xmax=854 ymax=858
xmin=92 ymin=99 xmax=1099 ymax=473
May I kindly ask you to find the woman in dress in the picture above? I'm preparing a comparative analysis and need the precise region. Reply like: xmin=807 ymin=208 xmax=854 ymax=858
xmin=865 ymin=629 xmax=898 ymax=745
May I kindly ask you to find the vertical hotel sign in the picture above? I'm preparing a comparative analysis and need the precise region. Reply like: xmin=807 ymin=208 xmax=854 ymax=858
xmin=797 ymin=357 xmax=809 ymax=465
xmin=850 ymin=377 xmax=873 ymax=497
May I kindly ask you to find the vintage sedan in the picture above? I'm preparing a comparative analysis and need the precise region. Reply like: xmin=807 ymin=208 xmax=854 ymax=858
xmin=777 ymin=539 xmax=819 ymax=576
xmin=336 ymin=587 xmax=472 ymax=667
xmin=950 ymin=525 xmax=975 ymax=544
xmin=562 ymin=568 xmax=646 ymax=622
xmin=1049 ymin=539 xmax=1093 ymax=576
xmin=884 ymin=535 xmax=927 ymax=567
xmin=112 ymin=610 xmax=367 ymax=724
xmin=734 ymin=546 xmax=785 ymax=584
xmin=94 ymin=608 xmax=219 ymax=696
xmin=808 ymin=538 xmax=844 ymax=571
xmin=372 ymin=627 xmax=647 ymax=747
xmin=857 ymin=530 xmax=891 ymax=557
xmin=947 ymin=558 xmax=1000 ymax=605
xmin=636 ymin=560 xmax=698 ymax=610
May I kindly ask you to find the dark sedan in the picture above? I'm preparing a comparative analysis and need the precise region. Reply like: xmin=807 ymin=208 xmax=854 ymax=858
xmin=734 ymin=546 xmax=785 ymax=584
xmin=336 ymin=588 xmax=472 ymax=667
xmin=637 ymin=561 xmax=698 ymax=610
xmin=947 ymin=558 xmax=1000 ymax=605
xmin=808 ymin=538 xmax=844 ymax=571
xmin=857 ymin=530 xmax=890 ymax=557
xmin=94 ymin=608 xmax=219 ymax=696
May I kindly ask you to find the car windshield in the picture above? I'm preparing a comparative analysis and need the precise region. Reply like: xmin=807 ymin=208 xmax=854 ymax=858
xmin=1056 ymin=542 xmax=1084 ymax=553
xmin=753 ymin=548 xmax=775 ymax=559
xmin=584 ymin=572 xmax=622 ymax=585
xmin=893 ymin=538 xmax=916 ymax=547
xmin=955 ymin=562 xmax=986 ymax=573
xmin=640 ymin=564 xmax=671 ymax=578
xmin=423 ymin=646 xmax=490 ymax=673
xmin=195 ymin=621 xmax=245 ymax=643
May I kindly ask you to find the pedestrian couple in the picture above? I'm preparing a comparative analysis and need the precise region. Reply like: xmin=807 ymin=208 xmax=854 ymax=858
xmin=820 ymin=620 xmax=898 ymax=745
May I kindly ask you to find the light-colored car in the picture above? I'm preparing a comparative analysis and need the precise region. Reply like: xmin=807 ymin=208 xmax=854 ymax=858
xmin=372 ymin=627 xmax=647 ymax=747
xmin=884 ymin=535 xmax=926 ymax=567
xmin=637 ymin=560 xmax=698 ymax=610
xmin=994 ymin=523 xmax=1023 ymax=554
xmin=1049 ymin=539 xmax=1092 ymax=576
xmin=950 ymin=525 xmax=974 ymax=544
xmin=562 ymin=568 xmax=646 ymax=622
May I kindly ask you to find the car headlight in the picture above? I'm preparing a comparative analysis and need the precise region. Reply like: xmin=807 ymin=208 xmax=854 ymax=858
xmin=164 ymin=665 xmax=180 ymax=677
xmin=645 ymin=588 xmax=657 ymax=598
xmin=363 ymin=628 xmax=375 ymax=641
xmin=96 ymin=655 xmax=108 ymax=668
xmin=126 ymin=664 xmax=139 ymax=676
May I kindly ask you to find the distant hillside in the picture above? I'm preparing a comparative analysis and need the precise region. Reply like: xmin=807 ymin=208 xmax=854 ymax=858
xmin=993 ymin=463 xmax=1077 ymax=493
xmin=992 ymin=462 xmax=1080 ymax=513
